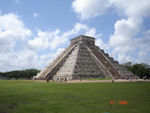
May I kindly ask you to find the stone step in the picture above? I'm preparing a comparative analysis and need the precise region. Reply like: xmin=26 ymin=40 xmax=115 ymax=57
xmin=38 ymin=44 xmax=76 ymax=78
xmin=89 ymin=46 xmax=121 ymax=78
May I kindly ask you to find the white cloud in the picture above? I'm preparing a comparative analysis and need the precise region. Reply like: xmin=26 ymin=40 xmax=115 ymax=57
xmin=0 ymin=12 xmax=106 ymax=72
xmin=0 ymin=13 xmax=31 ymax=53
xmin=117 ymin=54 xmax=133 ymax=64
xmin=72 ymin=0 xmax=150 ymax=19
xmin=28 ymin=23 xmax=88 ymax=51
xmin=0 ymin=13 xmax=34 ymax=71
xmin=106 ymin=0 xmax=150 ymax=64
xmin=0 ymin=50 xmax=40 ymax=72
xmin=1 ymin=0 xmax=150 ymax=72
xmin=109 ymin=0 xmax=150 ymax=18
xmin=85 ymin=28 xmax=108 ymax=51
xmin=27 ymin=29 xmax=58 ymax=51
xmin=62 ymin=23 xmax=88 ymax=37
xmin=0 ymin=43 xmax=66 ymax=72
xmin=33 ymin=12 xmax=39 ymax=18
xmin=71 ymin=0 xmax=150 ymax=64
xmin=95 ymin=38 xmax=109 ymax=51
xmin=72 ymin=0 xmax=110 ymax=20
xmin=109 ymin=18 xmax=142 ymax=52
xmin=40 ymin=48 xmax=65 ymax=65
xmin=135 ymin=30 xmax=150 ymax=57
xmin=85 ymin=28 xmax=97 ymax=37
xmin=109 ymin=18 xmax=150 ymax=64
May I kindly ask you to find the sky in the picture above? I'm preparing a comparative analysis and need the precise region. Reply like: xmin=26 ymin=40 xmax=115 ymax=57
xmin=0 ymin=0 xmax=150 ymax=72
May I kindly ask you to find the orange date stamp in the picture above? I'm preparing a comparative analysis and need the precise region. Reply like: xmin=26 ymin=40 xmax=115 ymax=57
xmin=110 ymin=100 xmax=127 ymax=105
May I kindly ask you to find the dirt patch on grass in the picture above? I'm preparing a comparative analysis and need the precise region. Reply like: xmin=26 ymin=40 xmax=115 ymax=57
xmin=0 ymin=102 xmax=17 ymax=113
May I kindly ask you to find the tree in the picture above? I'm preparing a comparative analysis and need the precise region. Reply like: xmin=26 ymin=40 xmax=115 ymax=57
xmin=124 ymin=62 xmax=132 ymax=72
xmin=0 ymin=72 xmax=3 ymax=78
xmin=1 ymin=69 xmax=40 ymax=79
xmin=124 ymin=62 xmax=150 ymax=79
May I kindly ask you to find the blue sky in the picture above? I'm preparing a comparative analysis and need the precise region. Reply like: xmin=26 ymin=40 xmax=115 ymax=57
xmin=0 ymin=0 xmax=150 ymax=72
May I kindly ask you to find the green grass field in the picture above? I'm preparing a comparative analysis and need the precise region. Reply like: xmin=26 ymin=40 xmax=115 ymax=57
xmin=0 ymin=80 xmax=150 ymax=113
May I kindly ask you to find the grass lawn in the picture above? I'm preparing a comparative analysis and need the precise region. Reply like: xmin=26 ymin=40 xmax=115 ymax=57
xmin=0 ymin=80 xmax=150 ymax=113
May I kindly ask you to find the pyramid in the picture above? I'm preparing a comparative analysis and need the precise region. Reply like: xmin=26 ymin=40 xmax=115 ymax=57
xmin=34 ymin=35 xmax=133 ymax=80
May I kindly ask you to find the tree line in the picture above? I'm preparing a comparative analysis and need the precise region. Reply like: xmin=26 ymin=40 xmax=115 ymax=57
xmin=0 ymin=69 xmax=40 ymax=80
xmin=124 ymin=62 xmax=150 ymax=79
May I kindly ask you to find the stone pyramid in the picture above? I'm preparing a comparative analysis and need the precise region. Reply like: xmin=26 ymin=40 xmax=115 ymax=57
xmin=34 ymin=35 xmax=133 ymax=80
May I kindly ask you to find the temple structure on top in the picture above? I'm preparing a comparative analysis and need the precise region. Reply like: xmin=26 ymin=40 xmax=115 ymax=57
xmin=33 ymin=35 xmax=133 ymax=80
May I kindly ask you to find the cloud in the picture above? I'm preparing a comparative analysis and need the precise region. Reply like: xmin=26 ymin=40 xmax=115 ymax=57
xmin=0 ymin=13 xmax=31 ymax=53
xmin=72 ymin=0 xmax=150 ymax=19
xmin=72 ymin=0 xmax=110 ymax=20
xmin=0 ymin=13 xmax=105 ymax=72
xmin=0 ymin=44 xmax=65 ymax=72
xmin=107 ymin=0 xmax=150 ymax=64
xmin=109 ymin=0 xmax=150 ymax=18
xmin=0 ymin=49 xmax=43 ymax=72
xmin=134 ymin=31 xmax=150 ymax=64
xmin=72 ymin=0 xmax=150 ymax=64
xmin=40 ymin=48 xmax=65 ymax=66
xmin=1 ymin=0 xmax=150 ymax=72
xmin=27 ymin=29 xmax=59 ymax=51
xmin=27 ymin=23 xmax=89 ymax=51
xmin=0 ymin=13 xmax=35 ymax=71
xmin=109 ymin=18 xmax=142 ymax=52
xmin=85 ymin=28 xmax=109 ymax=51
xmin=85 ymin=28 xmax=97 ymax=37
xmin=135 ymin=30 xmax=150 ymax=57
xmin=33 ymin=12 xmax=39 ymax=18
xmin=117 ymin=54 xmax=133 ymax=64
xmin=109 ymin=18 xmax=150 ymax=64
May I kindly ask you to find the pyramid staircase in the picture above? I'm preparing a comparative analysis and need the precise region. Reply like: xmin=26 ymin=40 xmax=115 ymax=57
xmin=34 ymin=35 xmax=133 ymax=80
xmin=35 ymin=44 xmax=77 ymax=79
xmin=89 ymin=46 xmax=121 ymax=78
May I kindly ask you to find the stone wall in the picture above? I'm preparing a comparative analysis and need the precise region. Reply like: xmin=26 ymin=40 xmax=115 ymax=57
xmin=54 ymin=45 xmax=79 ymax=80
xmin=99 ymin=48 xmax=133 ymax=77
xmin=71 ymin=35 xmax=95 ymax=46
xmin=72 ymin=44 xmax=104 ymax=79
xmin=53 ymin=43 xmax=105 ymax=80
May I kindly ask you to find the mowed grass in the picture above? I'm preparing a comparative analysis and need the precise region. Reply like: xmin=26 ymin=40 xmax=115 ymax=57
xmin=0 ymin=80 xmax=150 ymax=113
